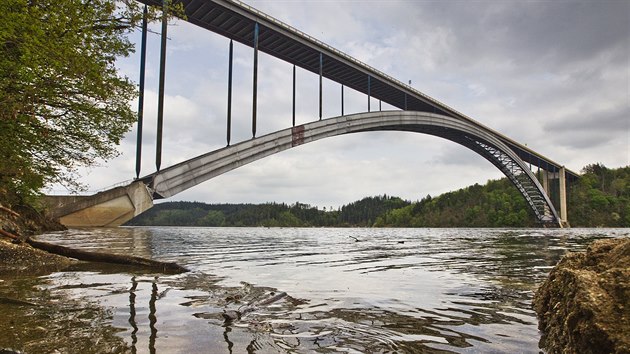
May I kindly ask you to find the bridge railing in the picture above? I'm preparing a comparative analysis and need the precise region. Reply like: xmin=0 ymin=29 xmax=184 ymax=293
xmin=44 ymin=179 xmax=134 ymax=196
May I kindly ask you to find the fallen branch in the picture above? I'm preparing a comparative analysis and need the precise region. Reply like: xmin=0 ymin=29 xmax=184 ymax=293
xmin=223 ymin=291 xmax=288 ymax=323
xmin=25 ymin=239 xmax=188 ymax=274
xmin=0 ymin=205 xmax=20 ymax=218
xmin=0 ymin=229 xmax=20 ymax=241
xmin=0 ymin=296 xmax=40 ymax=307
xmin=250 ymin=291 xmax=287 ymax=308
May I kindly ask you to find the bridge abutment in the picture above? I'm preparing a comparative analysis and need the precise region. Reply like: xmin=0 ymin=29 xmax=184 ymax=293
xmin=45 ymin=181 xmax=153 ymax=227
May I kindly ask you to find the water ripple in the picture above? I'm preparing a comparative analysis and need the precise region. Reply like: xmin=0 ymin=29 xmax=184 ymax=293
xmin=31 ymin=227 xmax=626 ymax=353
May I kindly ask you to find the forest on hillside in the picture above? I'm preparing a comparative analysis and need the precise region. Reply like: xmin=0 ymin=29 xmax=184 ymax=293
xmin=127 ymin=164 xmax=630 ymax=228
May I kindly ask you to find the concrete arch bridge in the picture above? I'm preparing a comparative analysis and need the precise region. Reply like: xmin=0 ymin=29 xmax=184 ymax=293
xmin=44 ymin=0 xmax=578 ymax=228
xmin=47 ymin=111 xmax=575 ymax=228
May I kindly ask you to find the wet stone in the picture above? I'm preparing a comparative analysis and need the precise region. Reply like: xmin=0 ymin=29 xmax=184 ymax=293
xmin=533 ymin=238 xmax=630 ymax=354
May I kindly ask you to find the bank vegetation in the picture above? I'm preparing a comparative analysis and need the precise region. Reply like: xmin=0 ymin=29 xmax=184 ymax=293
xmin=129 ymin=164 xmax=630 ymax=228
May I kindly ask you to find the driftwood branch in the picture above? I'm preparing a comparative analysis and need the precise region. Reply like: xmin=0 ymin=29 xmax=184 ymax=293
xmin=223 ymin=291 xmax=287 ymax=323
xmin=25 ymin=239 xmax=188 ymax=273
xmin=0 ymin=296 xmax=40 ymax=307
xmin=0 ymin=229 xmax=20 ymax=241
xmin=0 ymin=205 xmax=20 ymax=218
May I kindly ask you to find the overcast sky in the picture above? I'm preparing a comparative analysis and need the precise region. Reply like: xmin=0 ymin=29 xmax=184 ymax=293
xmin=61 ymin=0 xmax=629 ymax=207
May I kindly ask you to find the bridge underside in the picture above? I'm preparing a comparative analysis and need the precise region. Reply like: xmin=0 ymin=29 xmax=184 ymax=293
xmin=143 ymin=111 xmax=564 ymax=226
xmin=45 ymin=181 xmax=153 ymax=227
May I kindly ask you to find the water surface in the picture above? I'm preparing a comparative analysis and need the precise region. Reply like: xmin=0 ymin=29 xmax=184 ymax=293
xmin=2 ymin=227 xmax=627 ymax=353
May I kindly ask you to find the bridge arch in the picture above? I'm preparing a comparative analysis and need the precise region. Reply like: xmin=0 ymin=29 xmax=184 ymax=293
xmin=145 ymin=111 xmax=560 ymax=226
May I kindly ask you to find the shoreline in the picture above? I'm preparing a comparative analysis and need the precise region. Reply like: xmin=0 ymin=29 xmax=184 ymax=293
xmin=0 ymin=204 xmax=187 ymax=275
xmin=0 ymin=203 xmax=73 ymax=276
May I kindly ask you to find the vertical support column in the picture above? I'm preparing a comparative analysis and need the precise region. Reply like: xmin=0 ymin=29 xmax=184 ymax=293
xmin=551 ymin=165 xmax=557 ymax=207
xmin=341 ymin=85 xmax=344 ymax=116
xmin=319 ymin=52 xmax=323 ymax=120
xmin=367 ymin=75 xmax=371 ymax=112
xmin=227 ymin=39 xmax=233 ymax=145
xmin=135 ymin=5 xmax=148 ymax=179
xmin=404 ymin=93 xmax=408 ymax=110
xmin=559 ymin=166 xmax=568 ymax=226
xmin=156 ymin=2 xmax=168 ymax=172
xmin=541 ymin=170 xmax=549 ymax=194
xmin=379 ymin=100 xmax=382 ymax=112
xmin=292 ymin=65 xmax=296 ymax=127
xmin=252 ymin=23 xmax=259 ymax=138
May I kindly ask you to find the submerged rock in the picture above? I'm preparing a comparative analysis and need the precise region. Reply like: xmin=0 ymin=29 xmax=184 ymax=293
xmin=533 ymin=238 xmax=629 ymax=354
xmin=222 ymin=291 xmax=288 ymax=324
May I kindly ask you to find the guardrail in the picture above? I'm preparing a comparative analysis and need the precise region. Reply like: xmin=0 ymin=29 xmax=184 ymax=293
xmin=43 ymin=179 xmax=134 ymax=196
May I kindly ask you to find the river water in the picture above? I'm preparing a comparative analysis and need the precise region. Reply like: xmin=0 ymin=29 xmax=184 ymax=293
xmin=1 ymin=227 xmax=627 ymax=353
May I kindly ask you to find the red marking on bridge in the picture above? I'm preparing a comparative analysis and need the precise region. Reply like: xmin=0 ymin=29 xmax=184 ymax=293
xmin=291 ymin=125 xmax=305 ymax=147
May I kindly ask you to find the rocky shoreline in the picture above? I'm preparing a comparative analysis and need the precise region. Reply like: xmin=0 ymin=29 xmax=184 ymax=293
xmin=0 ymin=203 xmax=73 ymax=275
xmin=0 ymin=238 xmax=76 ymax=276
xmin=0 ymin=203 xmax=187 ymax=275
xmin=533 ymin=237 xmax=630 ymax=353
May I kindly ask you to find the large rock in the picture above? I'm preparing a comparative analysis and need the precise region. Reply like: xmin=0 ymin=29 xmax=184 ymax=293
xmin=533 ymin=238 xmax=629 ymax=353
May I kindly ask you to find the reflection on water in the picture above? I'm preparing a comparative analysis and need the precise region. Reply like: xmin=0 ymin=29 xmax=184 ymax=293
xmin=125 ymin=276 xmax=160 ymax=354
xmin=0 ymin=272 xmax=130 ymax=353
xmin=1 ymin=227 xmax=625 ymax=353
xmin=129 ymin=276 xmax=139 ymax=353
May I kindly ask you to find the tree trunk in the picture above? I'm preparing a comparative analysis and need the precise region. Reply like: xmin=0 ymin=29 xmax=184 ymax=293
xmin=25 ymin=239 xmax=188 ymax=273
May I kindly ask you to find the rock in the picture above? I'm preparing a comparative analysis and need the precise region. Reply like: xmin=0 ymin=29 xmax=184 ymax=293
xmin=222 ymin=291 xmax=288 ymax=325
xmin=222 ymin=310 xmax=241 ymax=323
xmin=0 ymin=238 xmax=76 ymax=276
xmin=0 ymin=349 xmax=23 ymax=354
xmin=533 ymin=238 xmax=629 ymax=354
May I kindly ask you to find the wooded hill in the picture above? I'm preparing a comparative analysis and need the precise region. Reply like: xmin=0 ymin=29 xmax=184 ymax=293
xmin=127 ymin=164 xmax=630 ymax=228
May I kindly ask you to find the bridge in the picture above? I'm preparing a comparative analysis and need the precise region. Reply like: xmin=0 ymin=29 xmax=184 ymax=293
xmin=46 ymin=0 xmax=578 ymax=228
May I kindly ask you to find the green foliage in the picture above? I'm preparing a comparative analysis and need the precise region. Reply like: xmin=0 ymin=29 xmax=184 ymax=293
xmin=127 ymin=165 xmax=630 ymax=228
xmin=338 ymin=195 xmax=409 ymax=226
xmin=374 ymin=179 xmax=537 ymax=227
xmin=0 ymin=0 xmax=182 ymax=204
xmin=568 ymin=164 xmax=630 ymax=227
xmin=197 ymin=210 xmax=226 ymax=227
xmin=373 ymin=204 xmax=414 ymax=227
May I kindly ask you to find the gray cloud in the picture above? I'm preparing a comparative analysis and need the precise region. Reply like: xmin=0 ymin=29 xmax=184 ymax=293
xmin=544 ymin=104 xmax=630 ymax=149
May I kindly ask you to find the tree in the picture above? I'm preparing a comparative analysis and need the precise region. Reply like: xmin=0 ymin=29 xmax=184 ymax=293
xmin=198 ymin=210 xmax=226 ymax=227
xmin=0 ymin=0 xmax=181 ymax=204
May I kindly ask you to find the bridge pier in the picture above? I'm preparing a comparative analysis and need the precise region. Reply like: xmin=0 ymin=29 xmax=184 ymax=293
xmin=540 ymin=168 xmax=569 ymax=227
xmin=559 ymin=166 xmax=569 ymax=227
xmin=45 ymin=181 xmax=153 ymax=227
xmin=541 ymin=170 xmax=550 ymax=194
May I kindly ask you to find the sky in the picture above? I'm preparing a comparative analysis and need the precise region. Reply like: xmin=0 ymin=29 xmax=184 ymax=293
xmin=59 ymin=0 xmax=630 ymax=208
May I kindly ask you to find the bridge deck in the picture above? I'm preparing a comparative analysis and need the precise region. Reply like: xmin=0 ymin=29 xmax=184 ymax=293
xmin=137 ymin=0 xmax=578 ymax=181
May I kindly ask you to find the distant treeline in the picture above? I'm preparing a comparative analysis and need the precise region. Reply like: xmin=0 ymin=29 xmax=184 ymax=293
xmin=127 ymin=164 xmax=630 ymax=228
